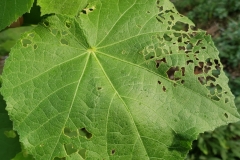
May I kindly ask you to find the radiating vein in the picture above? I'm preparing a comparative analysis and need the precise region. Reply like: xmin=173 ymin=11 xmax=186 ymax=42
xmin=93 ymin=52 xmax=150 ymax=160
xmin=50 ymin=53 xmax=90 ymax=159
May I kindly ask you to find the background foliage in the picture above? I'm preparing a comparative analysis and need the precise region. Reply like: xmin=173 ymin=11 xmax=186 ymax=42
xmin=172 ymin=0 xmax=240 ymax=159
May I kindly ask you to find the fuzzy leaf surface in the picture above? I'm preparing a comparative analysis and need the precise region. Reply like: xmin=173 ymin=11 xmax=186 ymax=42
xmin=37 ymin=0 xmax=88 ymax=16
xmin=0 ymin=0 xmax=34 ymax=31
xmin=1 ymin=0 xmax=240 ymax=159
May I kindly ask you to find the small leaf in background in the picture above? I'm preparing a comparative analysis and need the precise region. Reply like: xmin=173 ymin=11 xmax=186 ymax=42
xmin=0 ymin=94 xmax=21 ymax=159
xmin=12 ymin=149 xmax=34 ymax=160
xmin=0 ymin=26 xmax=35 ymax=56
xmin=0 ymin=0 xmax=34 ymax=31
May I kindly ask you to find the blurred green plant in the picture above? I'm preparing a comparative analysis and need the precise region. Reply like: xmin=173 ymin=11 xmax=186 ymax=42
xmin=187 ymin=122 xmax=240 ymax=160
xmin=0 ymin=26 xmax=34 ymax=56
xmin=215 ymin=18 xmax=240 ymax=68
xmin=214 ymin=18 xmax=240 ymax=109
xmin=172 ymin=0 xmax=240 ymax=27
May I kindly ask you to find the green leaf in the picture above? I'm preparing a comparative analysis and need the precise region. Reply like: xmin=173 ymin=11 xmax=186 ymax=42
xmin=0 ymin=94 xmax=21 ymax=159
xmin=0 ymin=0 xmax=34 ymax=31
xmin=37 ymin=0 xmax=88 ymax=16
xmin=0 ymin=26 xmax=35 ymax=56
xmin=12 ymin=150 xmax=34 ymax=160
xmin=1 ymin=0 xmax=240 ymax=159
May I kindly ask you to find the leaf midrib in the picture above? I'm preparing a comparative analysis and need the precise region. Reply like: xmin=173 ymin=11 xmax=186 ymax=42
xmin=92 ymin=52 xmax=150 ymax=160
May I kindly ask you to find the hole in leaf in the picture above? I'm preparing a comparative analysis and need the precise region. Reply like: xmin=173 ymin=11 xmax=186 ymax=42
xmin=186 ymin=43 xmax=193 ymax=50
xmin=207 ymin=83 xmax=215 ymax=95
xmin=179 ymin=46 xmax=185 ymax=50
xmin=111 ymin=149 xmax=115 ymax=155
xmin=158 ymin=6 xmax=163 ymax=12
xmin=196 ymin=39 xmax=202 ymax=46
xmin=178 ymin=36 xmax=183 ymax=42
xmin=187 ymin=60 xmax=193 ymax=65
xmin=61 ymin=39 xmax=69 ymax=45
xmin=64 ymin=144 xmax=78 ymax=155
xmin=64 ymin=127 xmax=78 ymax=137
xmin=28 ymin=33 xmax=34 ymax=38
xmin=216 ymin=84 xmax=222 ymax=93
xmin=145 ymin=55 xmax=155 ymax=60
xmin=204 ymin=66 xmax=211 ymax=73
xmin=194 ymin=62 xmax=204 ymax=75
xmin=206 ymin=76 xmax=216 ymax=82
xmin=65 ymin=21 xmax=71 ymax=28
xmin=167 ymin=67 xmax=179 ymax=80
xmin=81 ymin=6 xmax=95 ymax=14
xmin=172 ymin=21 xmax=187 ymax=31
xmin=215 ymin=65 xmax=221 ymax=71
xmin=97 ymin=87 xmax=102 ymax=90
xmin=156 ymin=17 xmax=163 ymax=23
xmin=198 ymin=77 xmax=206 ymax=85
xmin=214 ymin=59 xmax=219 ymax=65
xmin=225 ymin=98 xmax=229 ymax=103
xmin=156 ymin=58 xmax=166 ymax=68
xmin=185 ymin=50 xmax=192 ymax=54
xmin=146 ymin=11 xmax=150 ymax=13
xmin=163 ymin=34 xmax=172 ymax=41
xmin=62 ymin=31 xmax=68 ymax=36
xmin=174 ymin=32 xmax=181 ymax=37
xmin=212 ymin=70 xmax=220 ymax=78
xmin=33 ymin=44 xmax=38 ymax=50
xmin=158 ymin=80 xmax=161 ymax=84
xmin=21 ymin=39 xmax=32 ymax=47
xmin=162 ymin=86 xmax=166 ymax=92
xmin=181 ymin=67 xmax=185 ymax=76
xmin=78 ymin=149 xmax=86 ymax=159
xmin=43 ymin=21 xmax=49 ymax=27
xmin=181 ymin=80 xmax=185 ymax=84
xmin=224 ymin=113 xmax=228 ymax=118
xmin=218 ymin=93 xmax=222 ymax=98
xmin=79 ymin=128 xmax=92 ymax=139
xmin=51 ymin=28 xmax=58 ymax=36
xmin=206 ymin=58 xmax=213 ymax=66
xmin=81 ymin=9 xmax=87 ymax=14
xmin=211 ymin=95 xmax=220 ymax=101
xmin=165 ymin=10 xmax=175 ymax=13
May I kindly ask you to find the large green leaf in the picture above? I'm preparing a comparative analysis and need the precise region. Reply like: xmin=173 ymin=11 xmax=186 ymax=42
xmin=37 ymin=0 xmax=88 ymax=16
xmin=1 ymin=0 xmax=240 ymax=159
xmin=0 ymin=0 xmax=34 ymax=31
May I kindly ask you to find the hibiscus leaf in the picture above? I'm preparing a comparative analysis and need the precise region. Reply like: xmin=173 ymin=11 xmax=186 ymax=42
xmin=1 ymin=0 xmax=239 ymax=159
